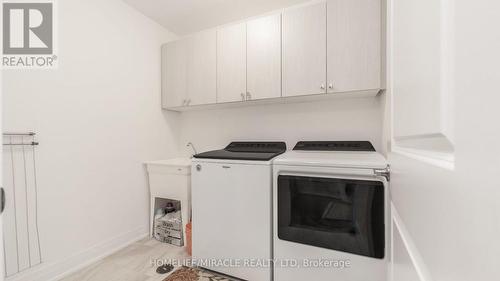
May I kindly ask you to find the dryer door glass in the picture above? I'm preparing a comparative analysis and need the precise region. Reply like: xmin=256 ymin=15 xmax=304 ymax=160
xmin=277 ymin=175 xmax=385 ymax=258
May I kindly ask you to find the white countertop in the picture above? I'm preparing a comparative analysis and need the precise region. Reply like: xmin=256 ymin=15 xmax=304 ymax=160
xmin=143 ymin=158 xmax=192 ymax=167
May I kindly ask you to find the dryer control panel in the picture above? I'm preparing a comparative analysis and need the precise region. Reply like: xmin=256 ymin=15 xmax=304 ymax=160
xmin=293 ymin=141 xmax=375 ymax=151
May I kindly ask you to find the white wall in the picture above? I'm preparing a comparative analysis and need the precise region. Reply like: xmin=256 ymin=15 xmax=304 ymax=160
xmin=2 ymin=0 xmax=178 ymax=279
xmin=178 ymin=96 xmax=384 ymax=156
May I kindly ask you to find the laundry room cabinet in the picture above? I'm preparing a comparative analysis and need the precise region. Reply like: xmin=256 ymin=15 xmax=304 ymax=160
xmin=216 ymin=22 xmax=247 ymax=103
xmin=282 ymin=0 xmax=381 ymax=97
xmin=217 ymin=14 xmax=282 ymax=103
xmin=326 ymin=0 xmax=381 ymax=93
xmin=162 ymin=0 xmax=382 ymax=110
xmin=162 ymin=29 xmax=217 ymax=107
xmin=186 ymin=29 xmax=217 ymax=106
xmin=246 ymin=13 xmax=282 ymax=101
xmin=282 ymin=1 xmax=327 ymax=97
xmin=162 ymin=40 xmax=187 ymax=108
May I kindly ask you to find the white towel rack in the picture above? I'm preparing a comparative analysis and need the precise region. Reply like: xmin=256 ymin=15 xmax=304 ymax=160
xmin=2 ymin=132 xmax=43 ymax=278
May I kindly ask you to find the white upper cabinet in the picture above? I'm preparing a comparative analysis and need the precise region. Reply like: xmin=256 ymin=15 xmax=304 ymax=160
xmin=162 ymin=29 xmax=216 ymax=108
xmin=282 ymin=2 xmax=327 ymax=97
xmin=217 ymin=22 xmax=247 ymax=103
xmin=186 ymin=29 xmax=217 ymax=106
xmin=327 ymin=0 xmax=381 ymax=93
xmin=162 ymin=0 xmax=383 ymax=110
xmin=246 ymin=14 xmax=282 ymax=101
xmin=162 ymin=40 xmax=187 ymax=108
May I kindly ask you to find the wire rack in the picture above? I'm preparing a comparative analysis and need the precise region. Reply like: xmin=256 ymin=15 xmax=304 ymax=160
xmin=2 ymin=132 xmax=42 ymax=277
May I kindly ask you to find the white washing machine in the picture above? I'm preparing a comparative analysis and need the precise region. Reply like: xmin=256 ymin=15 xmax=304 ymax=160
xmin=192 ymin=142 xmax=286 ymax=281
xmin=273 ymin=141 xmax=390 ymax=281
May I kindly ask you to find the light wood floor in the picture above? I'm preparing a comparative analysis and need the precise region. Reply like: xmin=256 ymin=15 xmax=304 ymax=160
xmin=59 ymin=238 xmax=189 ymax=281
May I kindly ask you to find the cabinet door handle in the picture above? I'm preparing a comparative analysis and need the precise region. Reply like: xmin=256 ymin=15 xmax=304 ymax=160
xmin=320 ymin=84 xmax=325 ymax=90
xmin=182 ymin=99 xmax=187 ymax=106
xmin=241 ymin=93 xmax=245 ymax=101
xmin=187 ymin=99 xmax=191 ymax=105
xmin=328 ymin=83 xmax=334 ymax=90
xmin=246 ymin=92 xmax=251 ymax=100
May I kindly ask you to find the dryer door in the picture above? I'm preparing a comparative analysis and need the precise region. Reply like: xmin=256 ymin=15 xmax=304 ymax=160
xmin=277 ymin=175 xmax=385 ymax=258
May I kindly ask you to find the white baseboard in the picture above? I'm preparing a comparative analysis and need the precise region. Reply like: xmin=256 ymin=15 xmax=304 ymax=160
xmin=6 ymin=226 xmax=149 ymax=281
xmin=390 ymin=204 xmax=433 ymax=281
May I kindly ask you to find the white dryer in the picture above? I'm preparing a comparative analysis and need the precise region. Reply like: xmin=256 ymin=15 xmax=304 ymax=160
xmin=192 ymin=142 xmax=286 ymax=281
xmin=273 ymin=141 xmax=390 ymax=281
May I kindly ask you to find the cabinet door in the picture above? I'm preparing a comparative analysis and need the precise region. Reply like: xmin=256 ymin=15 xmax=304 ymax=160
xmin=217 ymin=22 xmax=247 ymax=103
xmin=162 ymin=40 xmax=187 ymax=108
xmin=187 ymin=30 xmax=217 ymax=106
xmin=282 ymin=2 xmax=327 ymax=97
xmin=327 ymin=0 xmax=381 ymax=93
xmin=247 ymin=14 xmax=282 ymax=100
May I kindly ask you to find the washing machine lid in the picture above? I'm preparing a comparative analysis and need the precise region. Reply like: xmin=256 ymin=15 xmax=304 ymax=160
xmin=273 ymin=141 xmax=387 ymax=169
xmin=194 ymin=142 xmax=287 ymax=161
